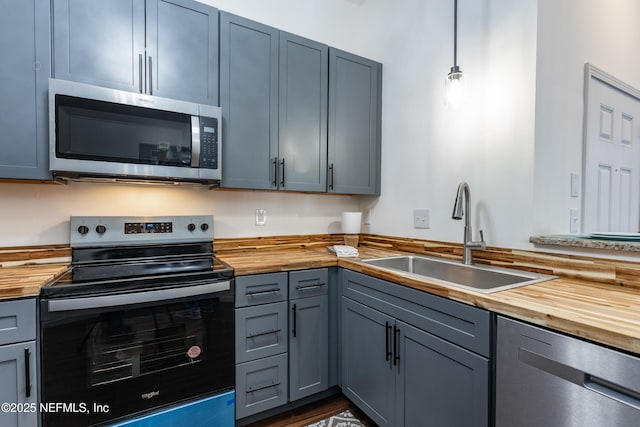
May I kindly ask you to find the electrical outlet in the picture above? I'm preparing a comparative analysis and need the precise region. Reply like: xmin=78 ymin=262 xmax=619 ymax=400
xmin=363 ymin=208 xmax=372 ymax=225
xmin=256 ymin=209 xmax=267 ymax=226
xmin=414 ymin=209 xmax=430 ymax=229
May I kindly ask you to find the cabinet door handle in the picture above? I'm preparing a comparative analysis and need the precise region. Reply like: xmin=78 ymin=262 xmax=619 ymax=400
xmin=292 ymin=303 xmax=297 ymax=338
xmin=385 ymin=321 xmax=392 ymax=362
xmin=246 ymin=328 xmax=281 ymax=339
xmin=148 ymin=56 xmax=153 ymax=95
xmin=329 ymin=164 xmax=334 ymax=190
xmin=245 ymin=288 xmax=280 ymax=296
xmin=24 ymin=348 xmax=31 ymax=398
xmin=138 ymin=54 xmax=143 ymax=93
xmin=272 ymin=157 xmax=278 ymax=187
xmin=280 ymin=158 xmax=286 ymax=188
xmin=247 ymin=381 xmax=281 ymax=394
xmin=295 ymin=282 xmax=325 ymax=291
xmin=393 ymin=325 xmax=400 ymax=366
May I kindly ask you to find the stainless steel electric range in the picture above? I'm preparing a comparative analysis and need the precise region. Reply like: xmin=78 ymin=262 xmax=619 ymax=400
xmin=39 ymin=215 xmax=235 ymax=427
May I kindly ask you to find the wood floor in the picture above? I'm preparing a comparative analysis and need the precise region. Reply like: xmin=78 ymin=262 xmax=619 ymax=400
xmin=245 ymin=395 xmax=374 ymax=427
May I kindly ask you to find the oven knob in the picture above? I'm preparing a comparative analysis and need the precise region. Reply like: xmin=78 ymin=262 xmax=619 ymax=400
xmin=188 ymin=223 xmax=196 ymax=232
xmin=77 ymin=225 xmax=89 ymax=235
xmin=200 ymin=223 xmax=209 ymax=232
xmin=95 ymin=225 xmax=107 ymax=234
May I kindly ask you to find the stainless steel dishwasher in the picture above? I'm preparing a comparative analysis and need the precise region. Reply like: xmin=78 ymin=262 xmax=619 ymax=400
xmin=496 ymin=316 xmax=640 ymax=427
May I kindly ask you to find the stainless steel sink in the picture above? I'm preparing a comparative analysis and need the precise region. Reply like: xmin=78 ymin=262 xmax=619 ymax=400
xmin=361 ymin=255 xmax=556 ymax=293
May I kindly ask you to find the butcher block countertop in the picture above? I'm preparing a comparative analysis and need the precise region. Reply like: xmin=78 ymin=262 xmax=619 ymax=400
xmin=2 ymin=237 xmax=639 ymax=355
xmin=0 ymin=264 xmax=68 ymax=299
xmin=217 ymin=244 xmax=640 ymax=355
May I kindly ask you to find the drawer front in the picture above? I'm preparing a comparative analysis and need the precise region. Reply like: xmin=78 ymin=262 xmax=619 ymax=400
xmin=289 ymin=268 xmax=329 ymax=299
xmin=0 ymin=299 xmax=36 ymax=346
xmin=342 ymin=269 xmax=492 ymax=357
xmin=235 ymin=302 xmax=288 ymax=363
xmin=236 ymin=272 xmax=288 ymax=308
xmin=236 ymin=353 xmax=288 ymax=419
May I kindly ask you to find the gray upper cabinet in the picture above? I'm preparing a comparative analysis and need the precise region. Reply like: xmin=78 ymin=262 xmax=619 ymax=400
xmin=220 ymin=12 xmax=279 ymax=190
xmin=220 ymin=13 xmax=328 ymax=192
xmin=278 ymin=33 xmax=328 ymax=192
xmin=0 ymin=0 xmax=51 ymax=180
xmin=52 ymin=0 xmax=218 ymax=105
xmin=328 ymin=49 xmax=382 ymax=195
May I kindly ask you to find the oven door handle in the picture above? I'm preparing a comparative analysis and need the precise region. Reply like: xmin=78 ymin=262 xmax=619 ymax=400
xmin=46 ymin=281 xmax=231 ymax=312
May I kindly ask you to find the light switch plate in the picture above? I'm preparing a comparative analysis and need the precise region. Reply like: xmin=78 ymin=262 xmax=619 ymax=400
xmin=569 ymin=208 xmax=579 ymax=233
xmin=570 ymin=173 xmax=580 ymax=198
xmin=414 ymin=209 xmax=430 ymax=229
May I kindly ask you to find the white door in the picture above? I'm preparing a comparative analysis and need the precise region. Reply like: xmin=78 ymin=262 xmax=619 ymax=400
xmin=584 ymin=76 xmax=640 ymax=233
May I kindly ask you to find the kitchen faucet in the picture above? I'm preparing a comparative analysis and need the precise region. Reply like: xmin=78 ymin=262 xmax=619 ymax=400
xmin=451 ymin=181 xmax=486 ymax=265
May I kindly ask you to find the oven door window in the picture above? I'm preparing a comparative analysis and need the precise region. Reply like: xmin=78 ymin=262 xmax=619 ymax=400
xmin=55 ymin=95 xmax=193 ymax=167
xmin=40 ymin=294 xmax=233 ymax=426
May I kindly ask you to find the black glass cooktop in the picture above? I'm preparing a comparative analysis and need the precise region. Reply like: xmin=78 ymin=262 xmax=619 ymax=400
xmin=41 ymin=243 xmax=233 ymax=299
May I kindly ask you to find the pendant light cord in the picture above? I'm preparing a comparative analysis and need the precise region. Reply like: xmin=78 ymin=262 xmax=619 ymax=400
xmin=453 ymin=0 xmax=458 ymax=69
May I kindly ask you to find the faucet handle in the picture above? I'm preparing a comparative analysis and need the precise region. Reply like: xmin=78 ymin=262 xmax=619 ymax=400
xmin=479 ymin=229 xmax=485 ymax=242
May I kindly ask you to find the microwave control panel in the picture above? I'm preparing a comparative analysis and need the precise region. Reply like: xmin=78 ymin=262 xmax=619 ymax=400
xmin=200 ymin=117 xmax=218 ymax=170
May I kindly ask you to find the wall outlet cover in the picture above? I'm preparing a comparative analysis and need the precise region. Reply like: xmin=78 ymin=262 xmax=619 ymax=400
xmin=414 ymin=209 xmax=430 ymax=229
xmin=256 ymin=209 xmax=267 ymax=226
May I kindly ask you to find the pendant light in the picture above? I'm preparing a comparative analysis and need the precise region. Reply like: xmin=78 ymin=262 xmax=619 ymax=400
xmin=446 ymin=0 xmax=463 ymax=107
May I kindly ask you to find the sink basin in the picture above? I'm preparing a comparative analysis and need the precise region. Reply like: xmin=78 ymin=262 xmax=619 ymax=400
xmin=361 ymin=255 xmax=556 ymax=293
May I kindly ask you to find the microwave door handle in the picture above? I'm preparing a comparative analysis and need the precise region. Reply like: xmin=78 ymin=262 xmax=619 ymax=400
xmin=139 ymin=54 xmax=143 ymax=93
xmin=148 ymin=56 xmax=153 ymax=95
xmin=191 ymin=116 xmax=201 ymax=167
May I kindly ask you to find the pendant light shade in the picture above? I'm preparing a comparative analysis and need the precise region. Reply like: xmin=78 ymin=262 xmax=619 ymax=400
xmin=446 ymin=0 xmax=463 ymax=107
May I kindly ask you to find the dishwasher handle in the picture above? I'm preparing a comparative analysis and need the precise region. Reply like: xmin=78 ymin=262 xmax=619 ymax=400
xmin=585 ymin=375 xmax=640 ymax=410
xmin=520 ymin=348 xmax=640 ymax=410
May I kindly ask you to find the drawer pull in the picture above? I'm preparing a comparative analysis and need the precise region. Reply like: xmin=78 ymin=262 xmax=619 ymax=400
xmin=245 ymin=288 xmax=281 ymax=296
xmin=247 ymin=381 xmax=281 ymax=394
xmin=24 ymin=348 xmax=31 ymax=398
xmin=295 ymin=282 xmax=325 ymax=291
xmin=246 ymin=328 xmax=281 ymax=339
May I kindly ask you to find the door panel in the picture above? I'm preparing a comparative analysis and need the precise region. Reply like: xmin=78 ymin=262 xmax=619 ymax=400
xmin=52 ymin=0 xmax=145 ymax=92
xmin=585 ymin=76 xmax=640 ymax=232
xmin=147 ymin=0 xmax=218 ymax=104
xmin=220 ymin=12 xmax=279 ymax=189
xmin=289 ymin=295 xmax=328 ymax=401
xmin=396 ymin=321 xmax=489 ymax=427
xmin=341 ymin=297 xmax=395 ymax=426
xmin=279 ymin=33 xmax=328 ymax=192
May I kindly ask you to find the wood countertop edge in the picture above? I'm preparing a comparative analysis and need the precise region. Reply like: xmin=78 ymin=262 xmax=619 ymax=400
xmin=3 ymin=247 xmax=639 ymax=355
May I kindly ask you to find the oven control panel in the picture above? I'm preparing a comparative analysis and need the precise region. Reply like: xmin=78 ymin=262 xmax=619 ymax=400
xmin=70 ymin=215 xmax=214 ymax=247
xmin=125 ymin=221 xmax=173 ymax=234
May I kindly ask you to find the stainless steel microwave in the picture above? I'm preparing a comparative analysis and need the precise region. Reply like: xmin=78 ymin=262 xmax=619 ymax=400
xmin=49 ymin=79 xmax=221 ymax=185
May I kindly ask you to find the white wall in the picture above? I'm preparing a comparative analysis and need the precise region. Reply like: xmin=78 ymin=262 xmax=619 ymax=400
xmin=10 ymin=0 xmax=634 ymax=258
xmin=533 ymin=0 xmax=640 ymax=239
xmin=360 ymin=0 xmax=539 ymax=251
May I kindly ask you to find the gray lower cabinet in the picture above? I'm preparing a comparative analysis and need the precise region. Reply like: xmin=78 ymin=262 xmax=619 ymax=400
xmin=288 ymin=269 xmax=329 ymax=401
xmin=0 ymin=0 xmax=51 ymax=180
xmin=328 ymin=49 xmax=382 ymax=195
xmin=0 ymin=299 xmax=37 ymax=427
xmin=235 ymin=272 xmax=289 ymax=419
xmin=52 ymin=0 xmax=219 ymax=105
xmin=220 ymin=12 xmax=328 ymax=192
xmin=235 ymin=269 xmax=331 ymax=420
xmin=340 ymin=270 xmax=490 ymax=427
